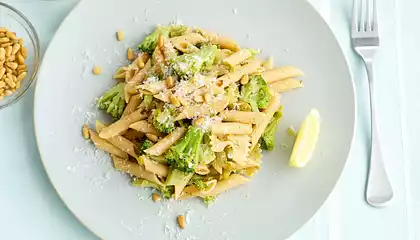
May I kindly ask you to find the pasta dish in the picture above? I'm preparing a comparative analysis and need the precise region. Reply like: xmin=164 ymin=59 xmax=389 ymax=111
xmin=82 ymin=24 xmax=304 ymax=204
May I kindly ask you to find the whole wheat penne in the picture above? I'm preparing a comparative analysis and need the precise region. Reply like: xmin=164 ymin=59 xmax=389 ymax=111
xmin=218 ymin=59 xmax=262 ymax=87
xmin=211 ymin=122 xmax=253 ymax=135
xmin=122 ymin=94 xmax=142 ymax=117
xmin=268 ymin=78 xmax=303 ymax=92
xmin=99 ymin=110 xmax=147 ymax=139
xmin=112 ymin=155 xmax=163 ymax=186
xmin=141 ymin=155 xmax=169 ymax=177
xmin=129 ymin=120 xmax=162 ymax=136
xmin=220 ymin=110 xmax=266 ymax=124
xmin=144 ymin=127 xmax=187 ymax=156
xmin=89 ymin=129 xmax=128 ymax=159
xmin=261 ymin=66 xmax=304 ymax=83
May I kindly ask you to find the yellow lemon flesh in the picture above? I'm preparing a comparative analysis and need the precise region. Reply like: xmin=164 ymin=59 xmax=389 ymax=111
xmin=289 ymin=109 xmax=321 ymax=168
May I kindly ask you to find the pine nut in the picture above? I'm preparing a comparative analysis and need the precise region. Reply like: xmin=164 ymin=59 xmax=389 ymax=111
xmin=16 ymin=72 xmax=26 ymax=82
xmin=116 ymin=30 xmax=124 ymax=41
xmin=136 ymin=60 xmax=145 ymax=69
xmin=158 ymin=35 xmax=164 ymax=49
xmin=17 ymin=53 xmax=24 ymax=65
xmin=17 ymin=65 xmax=26 ymax=71
xmin=6 ymin=32 xmax=16 ymax=40
xmin=1 ymin=42 xmax=12 ymax=48
xmin=177 ymin=215 xmax=186 ymax=229
xmin=5 ymin=46 xmax=12 ymax=57
xmin=5 ymin=78 xmax=15 ymax=88
xmin=169 ymin=94 xmax=181 ymax=107
xmin=0 ymin=88 xmax=4 ymax=94
xmin=152 ymin=193 xmax=161 ymax=202
xmin=21 ymin=47 xmax=27 ymax=59
xmin=0 ymin=37 xmax=9 ymax=43
xmin=4 ymin=90 xmax=13 ymax=96
xmin=194 ymin=117 xmax=205 ymax=126
xmin=92 ymin=65 xmax=102 ymax=75
xmin=127 ymin=48 xmax=135 ymax=61
xmin=11 ymin=44 xmax=20 ymax=55
xmin=166 ymin=76 xmax=174 ymax=88
xmin=0 ymin=48 xmax=5 ymax=61
xmin=0 ymin=67 xmax=5 ymax=79
xmin=6 ymin=62 xmax=17 ymax=70
xmin=15 ymin=81 xmax=20 ymax=89
xmin=0 ymin=27 xmax=7 ymax=33
xmin=194 ymin=95 xmax=204 ymax=103
xmin=0 ymin=81 xmax=5 ymax=88
xmin=240 ymin=74 xmax=249 ymax=85
xmin=18 ymin=38 xmax=24 ymax=46
xmin=82 ymin=124 xmax=90 ymax=139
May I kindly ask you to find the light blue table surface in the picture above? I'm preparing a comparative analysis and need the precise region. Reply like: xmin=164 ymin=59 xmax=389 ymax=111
xmin=0 ymin=0 xmax=417 ymax=239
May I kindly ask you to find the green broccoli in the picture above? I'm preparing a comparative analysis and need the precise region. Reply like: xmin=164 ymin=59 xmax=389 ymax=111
xmin=192 ymin=179 xmax=207 ymax=191
xmin=139 ymin=94 xmax=154 ymax=110
xmin=226 ymin=83 xmax=240 ymax=105
xmin=165 ymin=126 xmax=205 ymax=173
xmin=260 ymin=108 xmax=283 ymax=150
xmin=240 ymin=75 xmax=271 ymax=112
xmin=138 ymin=25 xmax=188 ymax=55
xmin=171 ymin=45 xmax=218 ymax=77
xmin=139 ymin=139 xmax=154 ymax=152
xmin=131 ymin=178 xmax=174 ymax=199
xmin=153 ymin=106 xmax=176 ymax=134
xmin=97 ymin=83 xmax=126 ymax=120
xmin=198 ymin=142 xmax=216 ymax=164
xmin=203 ymin=196 xmax=216 ymax=206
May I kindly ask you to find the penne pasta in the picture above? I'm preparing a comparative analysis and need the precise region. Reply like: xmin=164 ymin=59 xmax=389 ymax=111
xmin=217 ymin=59 xmax=262 ymax=87
xmin=220 ymin=110 xmax=266 ymax=124
xmin=141 ymin=155 xmax=169 ymax=177
xmin=160 ymin=35 xmax=177 ymax=61
xmin=95 ymin=120 xmax=138 ymax=158
xmin=262 ymin=56 xmax=274 ymax=70
xmin=261 ymin=66 xmax=304 ymax=83
xmin=129 ymin=59 xmax=151 ymax=83
xmin=136 ymin=80 xmax=167 ymax=95
xmin=89 ymin=129 xmax=128 ymax=159
xmin=129 ymin=120 xmax=162 ymax=136
xmin=222 ymin=49 xmax=254 ymax=67
xmin=112 ymin=155 xmax=164 ymax=186
xmin=198 ymin=29 xmax=240 ymax=52
xmin=99 ymin=110 xmax=148 ymax=139
xmin=124 ymin=82 xmax=138 ymax=103
xmin=211 ymin=122 xmax=253 ymax=135
xmin=170 ymin=33 xmax=207 ymax=53
xmin=174 ymin=96 xmax=229 ymax=120
xmin=269 ymin=78 xmax=303 ymax=93
xmin=123 ymin=129 xmax=145 ymax=140
xmin=212 ymin=151 xmax=227 ymax=174
xmin=251 ymin=93 xmax=282 ymax=148
xmin=144 ymin=127 xmax=187 ymax=156
xmin=122 ymin=94 xmax=142 ymax=117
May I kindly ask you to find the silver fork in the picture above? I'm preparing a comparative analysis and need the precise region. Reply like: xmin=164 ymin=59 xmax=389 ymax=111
xmin=352 ymin=0 xmax=393 ymax=207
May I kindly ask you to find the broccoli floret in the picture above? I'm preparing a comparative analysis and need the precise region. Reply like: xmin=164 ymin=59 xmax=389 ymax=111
xmin=139 ymin=25 xmax=188 ymax=55
xmin=131 ymin=178 xmax=174 ymax=199
xmin=97 ymin=83 xmax=126 ymax=120
xmin=171 ymin=45 xmax=218 ymax=77
xmin=138 ymin=26 xmax=169 ymax=55
xmin=153 ymin=106 xmax=176 ymax=134
xmin=240 ymin=75 xmax=271 ymax=112
xmin=139 ymin=139 xmax=154 ymax=152
xmin=203 ymin=196 xmax=216 ymax=206
xmin=192 ymin=179 xmax=207 ymax=191
xmin=139 ymin=94 xmax=154 ymax=110
xmin=198 ymin=142 xmax=216 ymax=164
xmin=226 ymin=83 xmax=240 ymax=105
xmin=165 ymin=126 xmax=205 ymax=173
xmin=260 ymin=108 xmax=283 ymax=150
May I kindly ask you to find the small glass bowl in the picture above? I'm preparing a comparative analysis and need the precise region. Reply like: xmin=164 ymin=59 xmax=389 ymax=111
xmin=0 ymin=2 xmax=40 ymax=110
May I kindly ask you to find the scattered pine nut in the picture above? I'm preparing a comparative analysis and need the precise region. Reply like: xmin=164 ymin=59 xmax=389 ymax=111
xmin=203 ymin=93 xmax=211 ymax=104
xmin=177 ymin=215 xmax=186 ymax=229
xmin=92 ymin=65 xmax=102 ymax=75
xmin=127 ymin=48 xmax=135 ymax=61
xmin=165 ymin=76 xmax=174 ymax=88
xmin=169 ymin=94 xmax=181 ymax=107
xmin=240 ymin=74 xmax=249 ymax=85
xmin=82 ymin=124 xmax=90 ymax=139
xmin=152 ymin=193 xmax=161 ymax=202
xmin=116 ymin=30 xmax=124 ymax=41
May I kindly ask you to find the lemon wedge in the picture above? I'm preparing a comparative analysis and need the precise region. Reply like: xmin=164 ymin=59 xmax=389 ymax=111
xmin=289 ymin=109 xmax=321 ymax=168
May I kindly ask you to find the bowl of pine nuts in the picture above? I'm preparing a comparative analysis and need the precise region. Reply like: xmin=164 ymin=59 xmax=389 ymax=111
xmin=0 ymin=2 xmax=40 ymax=109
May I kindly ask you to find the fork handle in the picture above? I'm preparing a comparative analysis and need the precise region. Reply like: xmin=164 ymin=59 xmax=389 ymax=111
xmin=365 ymin=61 xmax=394 ymax=207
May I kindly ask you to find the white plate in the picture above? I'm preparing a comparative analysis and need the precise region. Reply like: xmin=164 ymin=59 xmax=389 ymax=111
xmin=34 ymin=0 xmax=355 ymax=239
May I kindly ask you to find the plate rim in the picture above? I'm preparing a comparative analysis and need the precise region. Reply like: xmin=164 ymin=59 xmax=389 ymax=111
xmin=33 ymin=0 xmax=356 ymax=238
